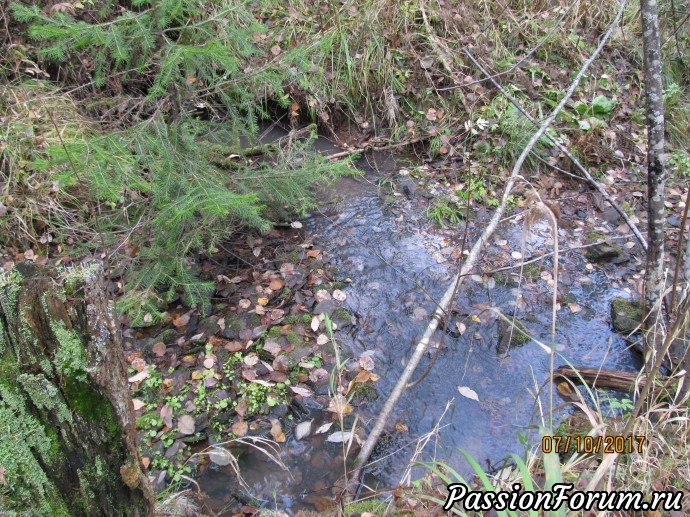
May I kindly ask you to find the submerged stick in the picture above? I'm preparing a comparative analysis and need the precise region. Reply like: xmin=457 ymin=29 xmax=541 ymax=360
xmin=346 ymin=2 xmax=628 ymax=496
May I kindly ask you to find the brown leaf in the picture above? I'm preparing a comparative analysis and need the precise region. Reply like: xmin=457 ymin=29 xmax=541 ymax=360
xmin=152 ymin=341 xmax=167 ymax=357
xmin=236 ymin=399 xmax=248 ymax=418
xmin=131 ymin=357 xmax=147 ymax=372
xmin=178 ymin=415 xmax=195 ymax=435
xmin=231 ymin=420 xmax=248 ymax=437
xmin=327 ymin=394 xmax=353 ymax=416
xmin=172 ymin=312 xmax=191 ymax=328
xmin=308 ymin=368 xmax=329 ymax=384
xmin=241 ymin=368 xmax=257 ymax=381
xmin=290 ymin=385 xmax=314 ymax=397
xmin=268 ymin=278 xmax=285 ymax=290
xmin=160 ymin=404 xmax=173 ymax=428
xmin=225 ymin=341 xmax=243 ymax=352
xmin=270 ymin=419 xmax=286 ymax=442
xmin=263 ymin=340 xmax=282 ymax=357
xmin=306 ymin=249 xmax=321 ymax=259
xmin=270 ymin=45 xmax=282 ymax=56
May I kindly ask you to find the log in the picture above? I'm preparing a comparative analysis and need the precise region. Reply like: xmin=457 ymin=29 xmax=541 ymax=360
xmin=0 ymin=261 xmax=154 ymax=516
xmin=554 ymin=366 xmax=667 ymax=394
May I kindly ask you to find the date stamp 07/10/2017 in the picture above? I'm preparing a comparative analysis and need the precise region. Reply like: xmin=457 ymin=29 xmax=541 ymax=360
xmin=541 ymin=434 xmax=646 ymax=454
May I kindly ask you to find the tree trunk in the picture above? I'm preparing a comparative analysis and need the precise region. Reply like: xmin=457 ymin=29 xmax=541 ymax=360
xmin=640 ymin=0 xmax=668 ymax=374
xmin=0 ymin=261 xmax=154 ymax=516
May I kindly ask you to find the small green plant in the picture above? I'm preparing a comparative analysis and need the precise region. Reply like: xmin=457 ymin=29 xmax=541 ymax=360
xmin=668 ymin=150 xmax=690 ymax=179
xmin=427 ymin=200 xmax=463 ymax=227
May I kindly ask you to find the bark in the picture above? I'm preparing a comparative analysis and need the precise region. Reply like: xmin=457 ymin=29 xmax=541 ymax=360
xmin=0 ymin=262 xmax=154 ymax=516
xmin=553 ymin=366 xmax=658 ymax=394
xmin=640 ymin=0 xmax=668 ymax=373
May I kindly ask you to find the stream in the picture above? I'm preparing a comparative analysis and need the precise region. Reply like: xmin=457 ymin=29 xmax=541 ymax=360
xmin=198 ymin=138 xmax=641 ymax=514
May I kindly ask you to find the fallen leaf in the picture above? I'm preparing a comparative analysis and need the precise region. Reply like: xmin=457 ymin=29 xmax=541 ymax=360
xmin=294 ymin=420 xmax=313 ymax=440
xmin=178 ymin=415 xmax=195 ymax=435
xmin=290 ymin=221 xmax=302 ymax=229
xmin=264 ymin=340 xmax=282 ymax=357
xmin=172 ymin=312 xmax=190 ymax=328
xmin=249 ymin=379 xmax=275 ymax=387
xmin=269 ymin=278 xmax=285 ymax=290
xmin=160 ymin=404 xmax=173 ymax=428
xmin=359 ymin=354 xmax=375 ymax=371
xmin=152 ymin=342 xmax=167 ymax=357
xmin=131 ymin=357 xmax=147 ymax=372
xmin=310 ymin=316 xmax=320 ymax=332
xmin=208 ymin=447 xmax=234 ymax=466
xmin=290 ymin=385 xmax=314 ymax=397
xmin=326 ymin=431 xmax=353 ymax=443
xmin=128 ymin=368 xmax=150 ymax=383
xmin=141 ymin=457 xmax=150 ymax=470
xmin=244 ymin=353 xmax=260 ymax=367
xmin=458 ymin=386 xmax=479 ymax=402
xmin=332 ymin=289 xmax=347 ymax=301
xmin=270 ymin=419 xmax=286 ymax=442
xmin=315 ymin=422 xmax=333 ymax=434
xmin=270 ymin=45 xmax=282 ymax=56
xmin=308 ymin=368 xmax=329 ymax=383
xmin=132 ymin=399 xmax=146 ymax=411
xmin=327 ymin=394 xmax=353 ymax=416
xmin=306 ymin=249 xmax=321 ymax=259
xmin=232 ymin=420 xmax=248 ymax=437
xmin=316 ymin=334 xmax=329 ymax=345
xmin=568 ymin=303 xmax=582 ymax=313
xmin=257 ymin=297 xmax=269 ymax=306
xmin=225 ymin=341 xmax=243 ymax=352
xmin=456 ymin=321 xmax=467 ymax=334
xmin=238 ymin=299 xmax=251 ymax=310
xmin=203 ymin=357 xmax=215 ymax=369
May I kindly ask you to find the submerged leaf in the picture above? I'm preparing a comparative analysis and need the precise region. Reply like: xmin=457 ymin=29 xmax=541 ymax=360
xmin=457 ymin=386 xmax=479 ymax=402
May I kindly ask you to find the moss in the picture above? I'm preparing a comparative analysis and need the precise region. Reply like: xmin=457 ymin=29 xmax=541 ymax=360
xmin=560 ymin=291 xmax=577 ymax=305
xmin=51 ymin=320 xmax=88 ymax=382
xmin=267 ymin=325 xmax=282 ymax=339
xmin=0 ymin=268 xmax=23 ymax=316
xmin=62 ymin=263 xmax=101 ymax=296
xmin=285 ymin=314 xmax=298 ymax=325
xmin=286 ymin=330 xmax=302 ymax=345
xmin=521 ymin=262 xmax=541 ymax=280
xmin=62 ymin=377 xmax=120 ymax=439
xmin=0 ymin=385 xmax=69 ymax=515
xmin=610 ymin=298 xmax=643 ymax=334
xmin=18 ymin=373 xmax=73 ymax=425
xmin=586 ymin=230 xmax=607 ymax=241
xmin=156 ymin=328 xmax=178 ymax=344
xmin=332 ymin=307 xmax=353 ymax=323
xmin=497 ymin=318 xmax=530 ymax=355
xmin=492 ymin=273 xmax=519 ymax=287
xmin=348 ymin=382 xmax=379 ymax=405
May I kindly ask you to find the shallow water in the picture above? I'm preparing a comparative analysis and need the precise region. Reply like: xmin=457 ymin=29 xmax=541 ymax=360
xmin=198 ymin=142 xmax=640 ymax=515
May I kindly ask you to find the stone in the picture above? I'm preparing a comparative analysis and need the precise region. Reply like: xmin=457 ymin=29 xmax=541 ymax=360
xmin=610 ymin=298 xmax=643 ymax=334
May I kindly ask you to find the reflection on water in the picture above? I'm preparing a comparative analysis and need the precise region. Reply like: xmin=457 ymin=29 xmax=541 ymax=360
xmin=198 ymin=147 xmax=640 ymax=515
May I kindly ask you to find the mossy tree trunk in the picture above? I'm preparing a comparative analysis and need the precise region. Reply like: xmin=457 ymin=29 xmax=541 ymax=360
xmin=0 ymin=261 xmax=154 ymax=516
